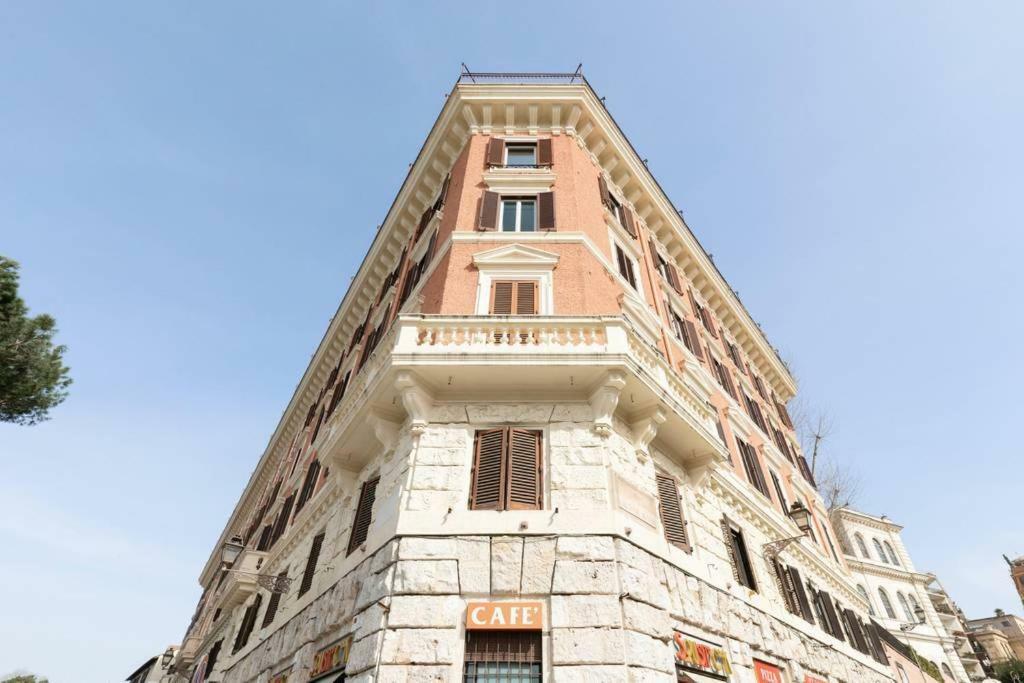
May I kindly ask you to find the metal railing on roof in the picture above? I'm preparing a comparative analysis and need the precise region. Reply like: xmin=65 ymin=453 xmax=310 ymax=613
xmin=457 ymin=64 xmax=587 ymax=86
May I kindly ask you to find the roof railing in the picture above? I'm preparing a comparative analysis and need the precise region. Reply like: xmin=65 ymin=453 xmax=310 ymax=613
xmin=457 ymin=64 xmax=587 ymax=86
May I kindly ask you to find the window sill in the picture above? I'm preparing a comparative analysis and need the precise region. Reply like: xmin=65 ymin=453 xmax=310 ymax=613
xmin=483 ymin=167 xmax=556 ymax=194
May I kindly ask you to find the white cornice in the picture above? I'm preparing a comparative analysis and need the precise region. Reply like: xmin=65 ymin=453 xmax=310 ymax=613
xmin=472 ymin=243 xmax=560 ymax=269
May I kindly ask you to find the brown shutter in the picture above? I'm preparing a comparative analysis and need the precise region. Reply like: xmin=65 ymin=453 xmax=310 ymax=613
xmin=683 ymin=320 xmax=704 ymax=361
xmin=538 ymin=192 xmax=555 ymax=231
xmin=656 ymin=472 xmax=690 ymax=551
xmin=647 ymin=237 xmax=660 ymax=269
xmin=261 ymin=573 xmax=286 ymax=627
xmin=298 ymin=532 xmax=325 ymax=597
xmin=772 ymin=559 xmax=799 ymax=615
xmin=434 ymin=174 xmax=451 ymax=211
xmin=478 ymin=191 xmax=499 ymax=230
xmin=621 ymin=206 xmax=638 ymax=238
xmin=537 ymin=138 xmax=552 ymax=166
xmin=788 ymin=566 xmax=815 ymax=624
xmin=820 ymin=590 xmax=845 ymax=641
xmin=598 ymin=175 xmax=611 ymax=207
xmin=490 ymin=281 xmax=514 ymax=315
xmin=346 ymin=477 xmax=378 ymax=555
xmin=269 ymin=492 xmax=295 ymax=548
xmin=507 ymin=429 xmax=542 ymax=510
xmin=485 ymin=138 xmax=505 ymax=166
xmin=470 ymin=429 xmax=506 ymax=510
xmin=515 ymin=281 xmax=537 ymax=315
xmin=667 ymin=263 xmax=683 ymax=294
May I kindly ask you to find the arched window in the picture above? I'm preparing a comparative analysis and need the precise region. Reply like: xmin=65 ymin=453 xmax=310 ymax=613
xmin=941 ymin=663 xmax=954 ymax=681
xmin=857 ymin=584 xmax=875 ymax=616
xmin=896 ymin=664 xmax=910 ymax=683
xmin=873 ymin=538 xmax=888 ymax=563
xmin=884 ymin=541 xmax=900 ymax=565
xmin=855 ymin=533 xmax=869 ymax=558
xmin=908 ymin=593 xmax=921 ymax=618
xmin=879 ymin=588 xmax=897 ymax=619
xmin=897 ymin=592 xmax=914 ymax=622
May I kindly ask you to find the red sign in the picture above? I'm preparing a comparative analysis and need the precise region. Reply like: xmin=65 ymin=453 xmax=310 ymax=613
xmin=754 ymin=660 xmax=784 ymax=683
xmin=466 ymin=601 xmax=543 ymax=630
xmin=308 ymin=636 xmax=351 ymax=679
xmin=805 ymin=676 xmax=828 ymax=683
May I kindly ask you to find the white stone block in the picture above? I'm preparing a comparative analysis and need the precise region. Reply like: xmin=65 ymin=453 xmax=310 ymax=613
xmin=619 ymin=565 xmax=670 ymax=610
xmin=627 ymin=667 xmax=675 ymax=682
xmin=552 ymin=665 xmax=629 ymax=682
xmin=622 ymin=598 xmax=672 ymax=638
xmin=411 ymin=466 xmax=461 ymax=491
xmin=380 ymin=628 xmax=455 ymax=664
xmin=356 ymin=565 xmax=395 ymax=611
xmin=557 ymin=536 xmax=615 ymax=561
xmin=457 ymin=537 xmax=490 ymax=593
xmin=551 ymin=627 xmax=626 ymax=664
xmin=552 ymin=560 xmax=617 ymax=594
xmin=387 ymin=595 xmax=464 ymax=627
xmin=392 ymin=560 xmax=459 ymax=594
xmin=551 ymin=489 xmax=609 ymax=511
xmin=377 ymin=665 xmax=451 ymax=682
xmin=551 ymin=595 xmax=623 ymax=628
xmin=406 ymin=490 xmax=460 ymax=512
xmin=347 ymin=630 xmax=385 ymax=674
xmin=551 ymin=465 xmax=607 ymax=490
xmin=551 ymin=404 xmax=593 ymax=421
xmin=553 ymin=446 xmax=605 ymax=466
xmin=520 ymin=537 xmax=556 ymax=594
xmin=623 ymin=630 xmax=674 ymax=673
xmin=399 ymin=537 xmax=457 ymax=560
xmin=491 ymin=536 xmax=524 ymax=594
xmin=415 ymin=446 xmax=468 ymax=466
xmin=429 ymin=404 xmax=469 ymax=422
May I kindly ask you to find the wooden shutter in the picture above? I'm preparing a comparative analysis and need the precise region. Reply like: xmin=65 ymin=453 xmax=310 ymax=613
xmin=820 ymin=590 xmax=845 ymax=641
xmin=434 ymin=173 xmax=451 ymax=211
xmin=537 ymin=138 xmax=552 ymax=166
xmin=647 ymin=237 xmax=660 ymax=271
xmin=490 ymin=281 xmax=514 ymax=315
xmin=204 ymin=640 xmax=222 ymax=681
xmin=739 ymin=440 xmax=769 ymax=498
xmin=667 ymin=263 xmax=683 ymax=294
xmin=298 ymin=532 xmax=325 ymax=597
xmin=485 ymin=138 xmax=505 ymax=166
xmin=232 ymin=594 xmax=262 ymax=653
xmin=478 ymin=191 xmax=499 ymax=230
xmin=683 ymin=320 xmax=704 ymax=360
xmin=538 ymin=192 xmax=555 ymax=231
xmin=515 ymin=281 xmax=537 ymax=314
xmin=261 ymin=574 xmax=286 ymax=628
xmin=656 ymin=472 xmax=690 ymax=551
xmin=754 ymin=375 xmax=768 ymax=400
xmin=787 ymin=566 xmax=815 ymax=624
xmin=866 ymin=620 xmax=890 ymax=664
xmin=621 ymin=206 xmax=638 ymax=238
xmin=772 ymin=559 xmax=799 ymax=615
xmin=507 ymin=429 xmax=542 ymax=510
xmin=470 ymin=429 xmax=506 ymax=510
xmin=269 ymin=493 xmax=295 ymax=548
xmin=598 ymin=175 xmax=611 ymax=207
xmin=347 ymin=477 xmax=378 ymax=555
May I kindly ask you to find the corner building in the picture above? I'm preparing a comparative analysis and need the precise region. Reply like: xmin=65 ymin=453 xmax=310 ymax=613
xmin=173 ymin=72 xmax=896 ymax=683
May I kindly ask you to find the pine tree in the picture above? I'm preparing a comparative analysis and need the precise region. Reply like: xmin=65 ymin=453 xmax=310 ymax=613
xmin=0 ymin=256 xmax=71 ymax=425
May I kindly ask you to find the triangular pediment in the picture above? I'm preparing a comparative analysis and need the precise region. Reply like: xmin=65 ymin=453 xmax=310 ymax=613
xmin=472 ymin=244 xmax=560 ymax=269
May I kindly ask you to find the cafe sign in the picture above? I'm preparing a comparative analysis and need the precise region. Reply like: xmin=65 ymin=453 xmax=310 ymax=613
xmin=308 ymin=636 xmax=352 ymax=680
xmin=673 ymin=632 xmax=732 ymax=679
xmin=466 ymin=601 xmax=543 ymax=630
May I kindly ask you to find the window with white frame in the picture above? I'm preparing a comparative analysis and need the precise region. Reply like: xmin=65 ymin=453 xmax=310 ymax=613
xmin=500 ymin=196 xmax=537 ymax=232
xmin=505 ymin=142 xmax=537 ymax=167
xmin=614 ymin=241 xmax=639 ymax=290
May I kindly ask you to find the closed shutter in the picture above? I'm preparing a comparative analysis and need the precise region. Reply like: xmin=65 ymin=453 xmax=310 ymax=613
xmin=845 ymin=608 xmax=870 ymax=653
xmin=655 ymin=472 xmax=690 ymax=551
xmin=415 ymin=207 xmax=434 ymax=241
xmin=820 ymin=590 xmax=846 ymax=641
xmin=621 ymin=206 xmax=638 ymax=238
xmin=682 ymin=320 xmax=704 ymax=361
xmin=598 ymin=175 xmax=611 ymax=207
xmin=490 ymin=282 xmax=514 ymax=315
xmin=667 ymin=263 xmax=683 ymax=294
xmin=327 ymin=371 xmax=350 ymax=417
xmin=788 ymin=566 xmax=815 ymax=624
xmin=701 ymin=307 xmax=718 ymax=337
xmin=478 ymin=191 xmax=499 ymax=230
xmin=203 ymin=640 xmax=222 ymax=681
xmin=538 ymin=192 xmax=555 ymax=231
xmin=434 ymin=174 xmax=451 ymax=211
xmin=516 ymin=282 xmax=537 ymax=315
xmin=298 ymin=532 xmax=325 ymax=597
xmin=256 ymin=524 xmax=273 ymax=552
xmin=772 ymin=559 xmax=799 ymax=615
xmin=738 ymin=440 xmax=769 ymax=498
xmin=866 ymin=620 xmax=890 ymax=665
xmin=309 ymin=407 xmax=325 ymax=446
xmin=470 ymin=428 xmax=506 ymax=510
xmin=261 ymin=573 xmax=286 ymax=627
xmin=485 ymin=138 xmax=505 ymax=166
xmin=753 ymin=374 xmax=768 ymax=400
xmin=615 ymin=246 xmax=637 ymax=288
xmin=269 ymin=493 xmax=295 ymax=548
xmin=537 ymin=138 xmax=553 ymax=166
xmin=232 ymin=594 xmax=262 ymax=653
xmin=647 ymin=237 xmax=659 ymax=271
xmin=507 ymin=429 xmax=542 ymax=510
xmin=347 ymin=477 xmax=379 ymax=556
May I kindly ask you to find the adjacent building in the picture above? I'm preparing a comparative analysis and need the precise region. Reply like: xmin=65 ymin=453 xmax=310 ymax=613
xmin=968 ymin=610 xmax=1024 ymax=664
xmin=1004 ymin=555 xmax=1024 ymax=610
xmin=830 ymin=508 xmax=982 ymax=682
xmin=167 ymin=71 xmax=896 ymax=683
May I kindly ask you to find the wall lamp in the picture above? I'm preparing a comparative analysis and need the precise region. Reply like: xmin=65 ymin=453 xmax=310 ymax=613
xmin=899 ymin=604 xmax=927 ymax=632
xmin=763 ymin=502 xmax=814 ymax=560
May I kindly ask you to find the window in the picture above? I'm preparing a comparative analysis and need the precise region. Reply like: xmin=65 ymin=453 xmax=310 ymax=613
xmin=500 ymin=196 xmax=537 ymax=232
xmin=772 ymin=559 xmax=814 ymax=623
xmin=505 ymin=143 xmax=537 ymax=167
xmin=855 ymin=533 xmax=870 ymax=559
xmin=463 ymin=631 xmax=542 ymax=682
xmin=873 ymin=538 xmax=888 ymax=564
xmin=711 ymin=357 xmax=737 ymax=399
xmin=769 ymin=470 xmax=788 ymax=515
xmin=753 ymin=374 xmax=768 ymax=400
xmin=884 ymin=541 xmax=900 ymax=566
xmin=690 ymin=295 xmax=718 ymax=337
xmin=737 ymin=438 xmax=769 ymax=499
xmin=204 ymin=640 xmax=222 ymax=682
xmin=722 ymin=516 xmax=757 ymax=591
xmin=470 ymin=428 xmax=543 ymax=511
xmin=347 ymin=477 xmax=379 ymax=556
xmin=878 ymin=588 xmax=897 ymax=619
xmin=655 ymin=471 xmax=690 ymax=551
xmin=727 ymin=341 xmax=745 ymax=371
xmin=896 ymin=663 xmax=910 ymax=683
xmin=857 ymin=584 xmax=876 ymax=616
xmin=299 ymin=532 xmax=326 ymax=597
xmin=232 ymin=594 xmax=263 ymax=653
xmin=742 ymin=392 xmax=768 ymax=433
xmin=897 ymin=592 xmax=914 ymax=622
xmin=490 ymin=281 xmax=538 ymax=315
xmin=908 ymin=594 xmax=921 ymax=618
xmin=269 ymin=493 xmax=296 ymax=549
xmin=810 ymin=585 xmax=845 ymax=641
xmin=261 ymin=572 xmax=287 ymax=628
xmin=295 ymin=459 xmax=322 ymax=515
xmin=614 ymin=243 xmax=638 ymax=290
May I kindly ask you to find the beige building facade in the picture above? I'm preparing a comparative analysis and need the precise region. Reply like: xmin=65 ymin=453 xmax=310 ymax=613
xmin=968 ymin=610 xmax=1024 ymax=664
xmin=165 ymin=72 xmax=896 ymax=683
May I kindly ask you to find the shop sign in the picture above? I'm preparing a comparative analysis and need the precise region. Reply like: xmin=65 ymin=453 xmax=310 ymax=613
xmin=754 ymin=660 xmax=784 ymax=683
xmin=308 ymin=636 xmax=352 ymax=679
xmin=804 ymin=676 xmax=828 ymax=683
xmin=673 ymin=632 xmax=732 ymax=679
xmin=269 ymin=671 xmax=290 ymax=683
xmin=466 ymin=601 xmax=543 ymax=630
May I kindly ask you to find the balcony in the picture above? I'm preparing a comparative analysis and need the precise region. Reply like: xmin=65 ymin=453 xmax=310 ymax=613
xmin=215 ymin=549 xmax=268 ymax=613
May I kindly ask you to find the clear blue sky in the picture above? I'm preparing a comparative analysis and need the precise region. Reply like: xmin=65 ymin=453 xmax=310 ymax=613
xmin=2 ymin=3 xmax=1021 ymax=681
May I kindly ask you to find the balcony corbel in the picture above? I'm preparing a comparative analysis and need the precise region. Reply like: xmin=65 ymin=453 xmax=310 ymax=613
xmin=395 ymin=371 xmax=431 ymax=435
xmin=629 ymin=404 xmax=666 ymax=463
xmin=589 ymin=370 xmax=627 ymax=436
xmin=369 ymin=407 xmax=403 ymax=454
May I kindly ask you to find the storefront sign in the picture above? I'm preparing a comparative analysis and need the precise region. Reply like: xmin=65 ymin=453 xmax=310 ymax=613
xmin=673 ymin=632 xmax=732 ymax=679
xmin=466 ymin=601 xmax=543 ymax=630
xmin=269 ymin=671 xmax=290 ymax=683
xmin=754 ymin=660 xmax=783 ymax=683
xmin=804 ymin=676 xmax=828 ymax=683
xmin=308 ymin=636 xmax=351 ymax=679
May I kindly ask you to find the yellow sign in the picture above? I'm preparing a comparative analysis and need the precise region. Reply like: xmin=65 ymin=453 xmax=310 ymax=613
xmin=309 ymin=636 xmax=352 ymax=679
xmin=466 ymin=601 xmax=544 ymax=630
xmin=674 ymin=632 xmax=732 ymax=678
